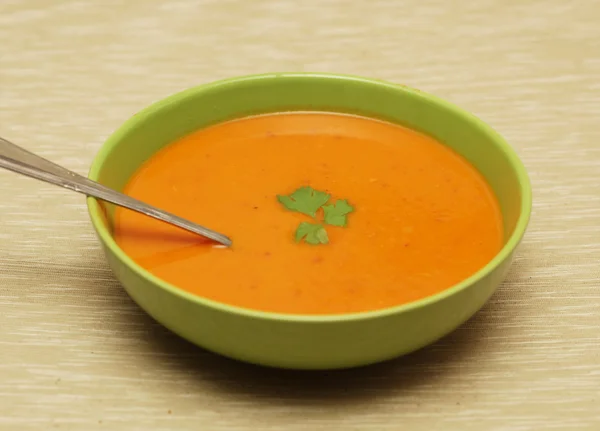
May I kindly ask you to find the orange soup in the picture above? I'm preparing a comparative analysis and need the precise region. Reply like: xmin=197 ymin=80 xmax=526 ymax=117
xmin=114 ymin=112 xmax=503 ymax=315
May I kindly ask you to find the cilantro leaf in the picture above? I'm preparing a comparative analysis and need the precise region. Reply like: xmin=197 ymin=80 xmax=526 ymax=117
xmin=322 ymin=199 xmax=354 ymax=227
xmin=294 ymin=222 xmax=329 ymax=245
xmin=277 ymin=186 xmax=330 ymax=217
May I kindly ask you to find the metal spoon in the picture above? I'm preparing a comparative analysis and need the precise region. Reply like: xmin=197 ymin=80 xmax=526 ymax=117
xmin=0 ymin=136 xmax=232 ymax=247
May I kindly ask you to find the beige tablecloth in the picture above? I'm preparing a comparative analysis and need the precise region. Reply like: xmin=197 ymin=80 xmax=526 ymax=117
xmin=1 ymin=1 xmax=599 ymax=430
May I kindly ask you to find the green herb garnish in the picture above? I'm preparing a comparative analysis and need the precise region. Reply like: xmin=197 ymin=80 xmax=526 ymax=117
xmin=277 ymin=186 xmax=330 ymax=217
xmin=295 ymin=222 xmax=329 ymax=245
xmin=322 ymin=199 xmax=354 ymax=227
xmin=277 ymin=186 xmax=354 ymax=245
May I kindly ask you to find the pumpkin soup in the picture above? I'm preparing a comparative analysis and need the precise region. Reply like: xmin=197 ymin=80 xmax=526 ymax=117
xmin=114 ymin=112 xmax=503 ymax=315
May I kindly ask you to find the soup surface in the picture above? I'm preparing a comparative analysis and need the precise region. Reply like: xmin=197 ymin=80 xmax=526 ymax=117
xmin=114 ymin=112 xmax=503 ymax=314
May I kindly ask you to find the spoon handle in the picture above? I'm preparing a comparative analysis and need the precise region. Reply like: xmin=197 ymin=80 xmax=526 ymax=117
xmin=0 ymin=136 xmax=232 ymax=247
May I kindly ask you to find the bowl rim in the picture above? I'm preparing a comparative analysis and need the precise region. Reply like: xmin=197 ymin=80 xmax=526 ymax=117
xmin=87 ymin=72 xmax=532 ymax=323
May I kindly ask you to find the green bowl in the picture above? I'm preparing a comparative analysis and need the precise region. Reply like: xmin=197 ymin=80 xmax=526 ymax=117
xmin=87 ymin=73 xmax=531 ymax=370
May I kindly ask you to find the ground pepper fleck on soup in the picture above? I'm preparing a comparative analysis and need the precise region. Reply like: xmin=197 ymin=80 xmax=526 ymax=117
xmin=113 ymin=112 xmax=504 ymax=315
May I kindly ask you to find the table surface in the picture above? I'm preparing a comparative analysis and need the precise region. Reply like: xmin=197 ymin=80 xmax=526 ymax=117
xmin=1 ymin=1 xmax=599 ymax=430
